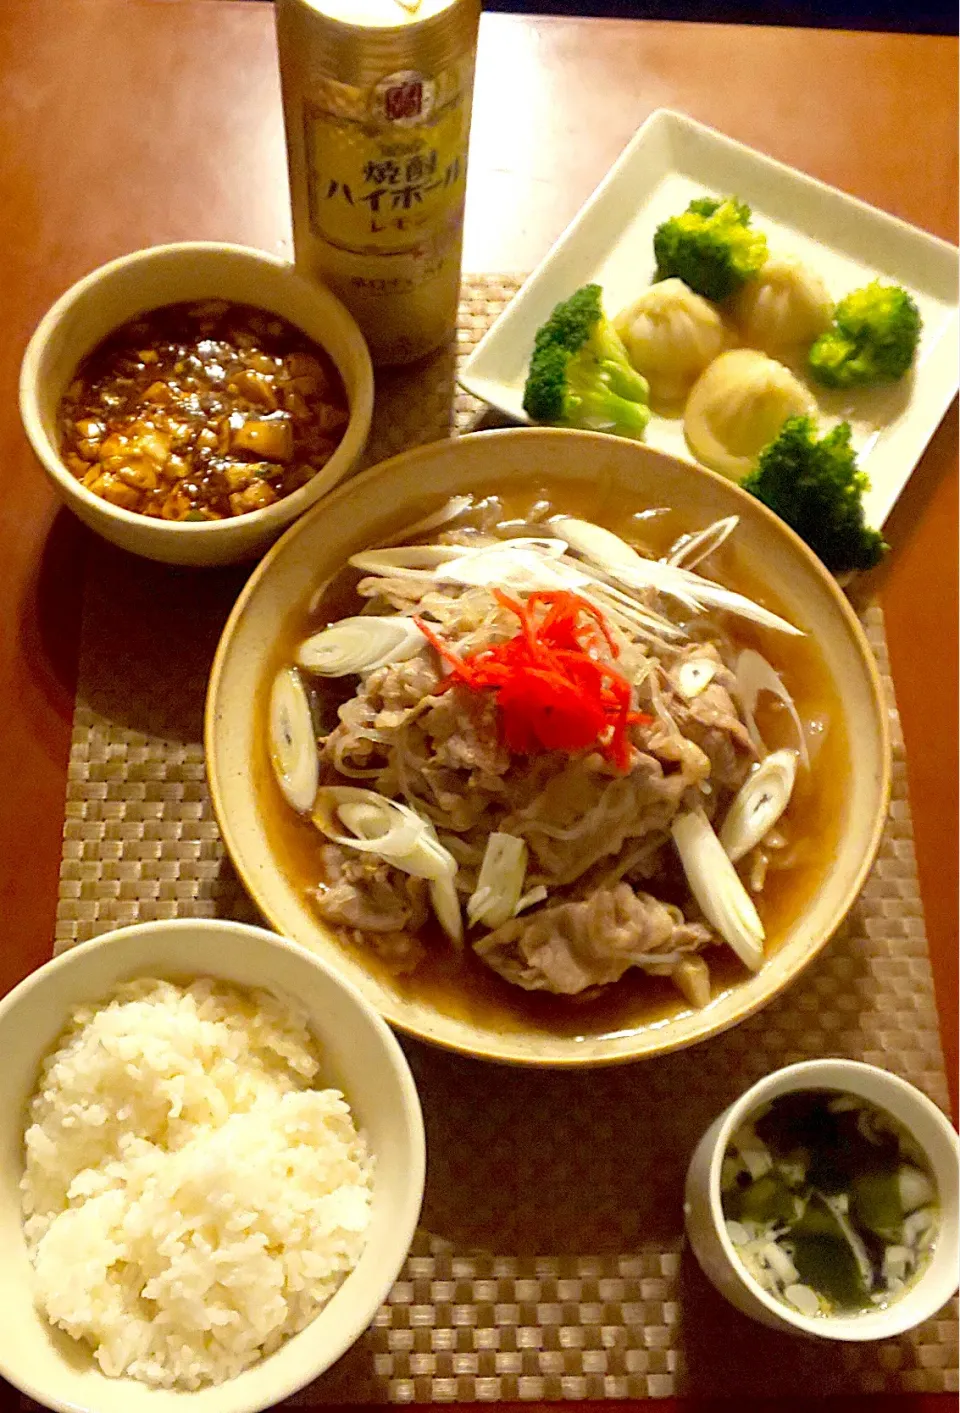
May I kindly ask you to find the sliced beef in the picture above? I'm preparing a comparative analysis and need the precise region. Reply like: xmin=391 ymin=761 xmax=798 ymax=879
xmin=474 ymin=882 xmax=714 ymax=994
xmin=505 ymin=751 xmax=692 ymax=887
xmin=644 ymin=644 xmax=757 ymax=792
xmin=313 ymin=843 xmax=428 ymax=933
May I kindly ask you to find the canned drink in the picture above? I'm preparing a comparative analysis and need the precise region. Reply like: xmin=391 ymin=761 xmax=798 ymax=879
xmin=275 ymin=0 xmax=481 ymax=367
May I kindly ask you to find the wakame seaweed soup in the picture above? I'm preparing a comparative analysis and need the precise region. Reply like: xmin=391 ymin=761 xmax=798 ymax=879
xmin=722 ymin=1090 xmax=939 ymax=1317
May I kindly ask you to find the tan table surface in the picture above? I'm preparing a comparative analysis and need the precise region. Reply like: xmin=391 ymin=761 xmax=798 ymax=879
xmin=0 ymin=4 xmax=956 ymax=1410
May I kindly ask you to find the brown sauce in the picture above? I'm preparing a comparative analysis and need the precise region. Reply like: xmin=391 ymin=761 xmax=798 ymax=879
xmin=59 ymin=301 xmax=348 ymax=521
xmin=258 ymin=481 xmax=850 ymax=1040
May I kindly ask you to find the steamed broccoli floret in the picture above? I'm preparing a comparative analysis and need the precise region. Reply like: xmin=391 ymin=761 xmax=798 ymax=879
xmin=522 ymin=284 xmax=651 ymax=439
xmin=653 ymin=196 xmax=768 ymax=302
xmin=741 ymin=416 xmax=887 ymax=574
xmin=808 ymin=280 xmax=921 ymax=388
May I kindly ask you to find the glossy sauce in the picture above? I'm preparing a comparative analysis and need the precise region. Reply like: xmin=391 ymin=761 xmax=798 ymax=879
xmin=59 ymin=301 xmax=348 ymax=520
xmin=259 ymin=482 xmax=850 ymax=1039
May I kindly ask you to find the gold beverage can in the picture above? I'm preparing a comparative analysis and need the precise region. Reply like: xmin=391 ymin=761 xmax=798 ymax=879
xmin=275 ymin=0 xmax=481 ymax=367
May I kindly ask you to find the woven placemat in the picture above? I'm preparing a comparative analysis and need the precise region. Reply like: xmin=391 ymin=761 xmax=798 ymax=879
xmin=42 ymin=275 xmax=957 ymax=1405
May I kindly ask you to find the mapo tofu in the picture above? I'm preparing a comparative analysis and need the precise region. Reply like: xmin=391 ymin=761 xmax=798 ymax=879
xmin=58 ymin=301 xmax=349 ymax=520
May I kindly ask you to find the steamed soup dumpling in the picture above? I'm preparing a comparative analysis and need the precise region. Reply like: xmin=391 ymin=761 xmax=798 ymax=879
xmin=615 ymin=278 xmax=729 ymax=403
xmin=732 ymin=255 xmax=833 ymax=354
xmin=684 ymin=348 xmax=816 ymax=481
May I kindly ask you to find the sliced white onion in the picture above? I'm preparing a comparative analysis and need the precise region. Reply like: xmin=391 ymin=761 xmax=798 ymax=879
xmin=553 ymin=516 xmax=801 ymax=635
xmin=882 ymin=1246 xmax=912 ymax=1286
xmin=762 ymin=1241 xmax=799 ymax=1285
xmin=731 ymin=1122 xmax=774 ymax=1179
xmin=821 ymin=1193 xmax=874 ymax=1289
xmin=784 ymin=1284 xmax=821 ymax=1317
xmin=269 ymin=668 xmax=319 ymax=814
xmin=348 ymin=544 xmax=463 ymax=580
xmin=311 ymin=787 xmax=455 ymax=881
xmin=551 ymin=517 xmax=647 ymax=569
xmin=898 ymin=1166 xmax=936 ymax=1214
xmin=429 ymin=870 xmax=463 ymax=947
xmin=467 ymin=833 xmax=528 ymax=929
xmin=374 ymin=495 xmax=474 ymax=547
xmin=436 ymin=538 xmax=580 ymax=590
xmin=676 ymin=658 xmax=719 ymax=699
xmin=903 ymin=1207 xmax=937 ymax=1249
xmin=675 ymin=576 xmax=802 ymax=637
xmin=297 ymin=616 xmax=425 ymax=676
xmin=556 ymin=519 xmax=700 ymax=610
xmin=515 ymin=884 xmax=548 ymax=915
xmin=666 ymin=516 xmax=739 ymax=570
xmin=719 ymin=749 xmax=798 ymax=864
xmin=670 ymin=810 xmax=765 ymax=971
xmin=735 ymin=649 xmax=810 ymax=767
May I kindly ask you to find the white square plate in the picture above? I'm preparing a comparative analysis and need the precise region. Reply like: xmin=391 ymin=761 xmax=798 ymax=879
xmin=459 ymin=109 xmax=959 ymax=527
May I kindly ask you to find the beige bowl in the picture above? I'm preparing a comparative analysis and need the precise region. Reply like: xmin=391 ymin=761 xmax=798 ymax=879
xmin=205 ymin=427 xmax=891 ymax=1066
xmin=0 ymin=919 xmax=425 ymax=1413
xmin=19 ymin=242 xmax=374 ymax=566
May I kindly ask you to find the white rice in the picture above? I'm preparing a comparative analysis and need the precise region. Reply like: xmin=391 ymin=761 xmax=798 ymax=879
xmin=20 ymin=977 xmax=373 ymax=1390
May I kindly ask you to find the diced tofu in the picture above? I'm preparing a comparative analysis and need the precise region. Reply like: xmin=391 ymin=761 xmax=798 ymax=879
xmin=231 ymin=368 xmax=278 ymax=410
xmin=128 ymin=425 xmax=171 ymax=467
xmin=230 ymin=417 xmax=293 ymax=463
xmin=247 ymin=352 xmax=280 ymax=375
xmin=98 ymin=432 xmax=131 ymax=462
xmin=92 ymin=473 xmax=141 ymax=511
xmin=229 ymin=481 xmax=279 ymax=515
xmin=116 ymin=458 xmax=159 ymax=491
xmin=164 ymin=455 xmax=190 ymax=481
xmin=159 ymin=489 xmax=193 ymax=520
xmin=222 ymin=462 xmax=255 ymax=492
xmin=65 ymin=453 xmax=92 ymax=479
xmin=143 ymin=380 xmax=174 ymax=404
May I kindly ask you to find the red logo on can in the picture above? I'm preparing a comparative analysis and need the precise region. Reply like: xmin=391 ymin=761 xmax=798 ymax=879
xmin=385 ymin=80 xmax=423 ymax=122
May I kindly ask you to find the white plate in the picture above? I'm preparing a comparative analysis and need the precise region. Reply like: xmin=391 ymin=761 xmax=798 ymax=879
xmin=459 ymin=108 xmax=960 ymax=528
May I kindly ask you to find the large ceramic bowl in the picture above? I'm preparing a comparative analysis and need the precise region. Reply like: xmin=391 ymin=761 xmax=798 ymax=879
xmin=19 ymin=242 xmax=374 ymax=567
xmin=0 ymin=919 xmax=425 ymax=1413
xmin=205 ymin=427 xmax=891 ymax=1066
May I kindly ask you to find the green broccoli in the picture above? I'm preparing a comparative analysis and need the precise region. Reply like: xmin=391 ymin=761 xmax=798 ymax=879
xmin=522 ymin=284 xmax=651 ymax=439
xmin=652 ymin=196 xmax=768 ymax=302
xmin=741 ymin=416 xmax=887 ymax=574
xmin=808 ymin=280 xmax=921 ymax=388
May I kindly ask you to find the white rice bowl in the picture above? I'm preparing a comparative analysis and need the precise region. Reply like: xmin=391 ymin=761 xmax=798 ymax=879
xmin=21 ymin=978 xmax=374 ymax=1389
xmin=0 ymin=919 xmax=425 ymax=1413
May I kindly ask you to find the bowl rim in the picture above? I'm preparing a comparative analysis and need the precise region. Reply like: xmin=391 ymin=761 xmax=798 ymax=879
xmin=205 ymin=424 xmax=893 ymax=1068
xmin=702 ymin=1058 xmax=960 ymax=1340
xmin=0 ymin=917 xmax=426 ymax=1413
xmin=17 ymin=240 xmax=374 ymax=541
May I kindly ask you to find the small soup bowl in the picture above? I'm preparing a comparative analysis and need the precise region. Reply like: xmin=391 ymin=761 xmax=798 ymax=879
xmin=0 ymin=919 xmax=425 ymax=1413
xmin=19 ymin=242 xmax=374 ymax=567
xmin=684 ymin=1058 xmax=960 ymax=1339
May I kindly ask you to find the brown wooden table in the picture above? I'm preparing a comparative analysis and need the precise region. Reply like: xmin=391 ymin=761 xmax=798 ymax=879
xmin=0 ymin=4 xmax=955 ymax=1411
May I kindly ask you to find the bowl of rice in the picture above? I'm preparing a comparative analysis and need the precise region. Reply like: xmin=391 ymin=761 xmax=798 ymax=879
xmin=0 ymin=918 xmax=425 ymax=1413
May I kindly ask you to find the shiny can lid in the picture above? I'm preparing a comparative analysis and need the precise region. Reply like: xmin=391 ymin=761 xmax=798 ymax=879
xmin=277 ymin=0 xmax=480 ymax=83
